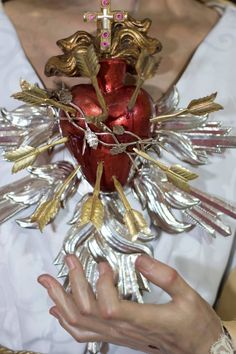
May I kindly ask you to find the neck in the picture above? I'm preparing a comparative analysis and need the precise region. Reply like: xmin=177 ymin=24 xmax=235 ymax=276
xmin=4 ymin=0 xmax=219 ymax=93
xmin=119 ymin=0 xmax=218 ymax=19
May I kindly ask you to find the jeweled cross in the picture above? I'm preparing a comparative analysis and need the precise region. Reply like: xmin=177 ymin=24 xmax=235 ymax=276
xmin=84 ymin=0 xmax=128 ymax=52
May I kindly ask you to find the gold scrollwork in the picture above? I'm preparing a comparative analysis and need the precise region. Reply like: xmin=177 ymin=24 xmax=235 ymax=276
xmin=45 ymin=16 xmax=162 ymax=78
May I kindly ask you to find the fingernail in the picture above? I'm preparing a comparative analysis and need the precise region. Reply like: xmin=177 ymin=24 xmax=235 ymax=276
xmin=135 ymin=255 xmax=155 ymax=273
xmin=65 ymin=255 xmax=76 ymax=270
xmin=38 ymin=276 xmax=51 ymax=289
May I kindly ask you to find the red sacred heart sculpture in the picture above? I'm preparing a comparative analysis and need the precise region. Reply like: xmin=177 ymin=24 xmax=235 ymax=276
xmin=60 ymin=59 xmax=152 ymax=192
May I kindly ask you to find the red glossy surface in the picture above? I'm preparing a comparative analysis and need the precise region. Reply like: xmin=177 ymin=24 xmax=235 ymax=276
xmin=60 ymin=59 xmax=152 ymax=192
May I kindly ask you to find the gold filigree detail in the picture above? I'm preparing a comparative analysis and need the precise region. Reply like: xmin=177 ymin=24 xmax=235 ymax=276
xmin=114 ymin=16 xmax=152 ymax=33
xmin=45 ymin=16 xmax=161 ymax=78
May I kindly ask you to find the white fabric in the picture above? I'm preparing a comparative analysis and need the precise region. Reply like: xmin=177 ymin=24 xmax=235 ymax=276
xmin=0 ymin=3 xmax=236 ymax=354
xmin=0 ymin=9 xmax=40 ymax=108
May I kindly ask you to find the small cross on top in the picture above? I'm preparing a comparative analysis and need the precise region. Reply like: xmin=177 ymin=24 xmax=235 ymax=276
xmin=84 ymin=0 xmax=128 ymax=53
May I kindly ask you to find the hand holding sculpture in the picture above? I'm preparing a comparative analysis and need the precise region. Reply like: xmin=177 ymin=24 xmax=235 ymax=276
xmin=38 ymin=255 xmax=222 ymax=354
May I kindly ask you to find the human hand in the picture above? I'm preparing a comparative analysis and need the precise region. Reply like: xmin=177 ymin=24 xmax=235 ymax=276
xmin=38 ymin=255 xmax=222 ymax=354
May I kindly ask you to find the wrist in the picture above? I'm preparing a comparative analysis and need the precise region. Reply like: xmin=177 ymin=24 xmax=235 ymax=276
xmin=222 ymin=321 xmax=236 ymax=349
xmin=194 ymin=316 xmax=222 ymax=354
xmin=209 ymin=321 xmax=236 ymax=354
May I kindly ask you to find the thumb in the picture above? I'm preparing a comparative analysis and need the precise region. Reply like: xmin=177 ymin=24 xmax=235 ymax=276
xmin=135 ymin=255 xmax=191 ymax=299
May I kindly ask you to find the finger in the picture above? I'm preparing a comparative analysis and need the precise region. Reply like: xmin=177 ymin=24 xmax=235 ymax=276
xmin=135 ymin=255 xmax=192 ymax=299
xmin=51 ymin=304 xmax=162 ymax=354
xmin=96 ymin=262 xmax=120 ymax=320
xmin=49 ymin=306 xmax=103 ymax=343
xmin=95 ymin=263 xmax=148 ymax=339
xmin=95 ymin=265 xmax=161 ymax=326
xmin=38 ymin=274 xmax=81 ymax=325
xmin=38 ymin=274 xmax=119 ymax=335
xmin=49 ymin=305 xmax=144 ymax=350
xmin=94 ymin=262 xmax=166 ymax=325
xmin=65 ymin=255 xmax=97 ymax=316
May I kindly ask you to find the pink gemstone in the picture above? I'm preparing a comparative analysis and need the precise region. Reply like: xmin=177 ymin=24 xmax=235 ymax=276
xmin=88 ymin=14 xmax=96 ymax=21
xmin=102 ymin=0 xmax=109 ymax=6
xmin=115 ymin=12 xmax=124 ymax=21
xmin=102 ymin=41 xmax=110 ymax=47
xmin=102 ymin=31 xmax=110 ymax=38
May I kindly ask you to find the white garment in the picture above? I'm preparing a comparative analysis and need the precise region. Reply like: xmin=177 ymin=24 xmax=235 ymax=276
xmin=0 ymin=4 xmax=236 ymax=354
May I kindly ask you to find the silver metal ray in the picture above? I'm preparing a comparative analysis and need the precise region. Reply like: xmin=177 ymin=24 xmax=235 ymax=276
xmin=1 ymin=84 xmax=236 ymax=354
xmin=133 ymin=166 xmax=194 ymax=233
xmin=190 ymin=187 xmax=236 ymax=219
xmin=132 ymin=162 xmax=234 ymax=238
xmin=189 ymin=135 xmax=236 ymax=149
xmin=54 ymin=198 xmax=152 ymax=296
xmin=187 ymin=205 xmax=231 ymax=237
xmin=0 ymin=105 xmax=60 ymax=152
xmin=0 ymin=118 xmax=24 ymax=150
xmin=156 ymin=130 xmax=208 ymax=164
xmin=1 ymin=105 xmax=52 ymax=128
xmin=51 ymin=196 xmax=153 ymax=354
xmin=152 ymin=87 xmax=236 ymax=161
xmin=155 ymin=86 xmax=180 ymax=115
xmin=157 ymin=181 xmax=200 ymax=210
xmin=0 ymin=176 xmax=49 ymax=224
xmin=19 ymin=123 xmax=56 ymax=148
xmin=0 ymin=161 xmax=78 ymax=226
xmin=16 ymin=161 xmax=80 ymax=229
xmin=158 ymin=113 xmax=209 ymax=131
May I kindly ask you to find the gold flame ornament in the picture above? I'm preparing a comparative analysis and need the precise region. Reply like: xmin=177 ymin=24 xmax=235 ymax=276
xmin=134 ymin=149 xmax=198 ymax=192
xmin=31 ymin=166 xmax=81 ymax=232
xmin=80 ymin=162 xmax=104 ymax=230
xmin=84 ymin=0 xmax=128 ymax=52
xmin=113 ymin=176 xmax=152 ymax=241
